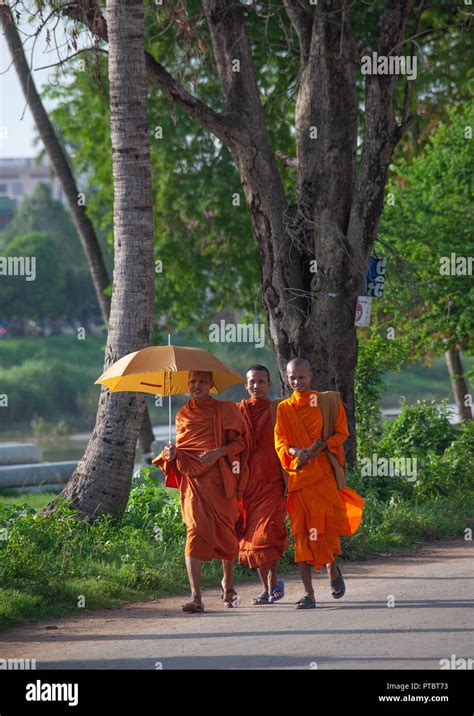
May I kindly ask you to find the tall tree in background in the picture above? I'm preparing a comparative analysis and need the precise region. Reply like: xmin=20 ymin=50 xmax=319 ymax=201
xmin=42 ymin=0 xmax=155 ymax=517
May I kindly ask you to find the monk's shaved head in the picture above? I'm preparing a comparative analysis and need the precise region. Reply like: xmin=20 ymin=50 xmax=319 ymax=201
xmin=286 ymin=357 xmax=313 ymax=393
xmin=286 ymin=357 xmax=312 ymax=373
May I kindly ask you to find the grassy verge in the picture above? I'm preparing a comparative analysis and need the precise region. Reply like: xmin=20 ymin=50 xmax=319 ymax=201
xmin=1 ymin=465 xmax=472 ymax=632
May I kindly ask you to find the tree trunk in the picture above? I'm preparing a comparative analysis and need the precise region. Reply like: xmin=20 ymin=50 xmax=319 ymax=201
xmin=202 ymin=0 xmax=412 ymax=467
xmin=1 ymin=3 xmax=155 ymax=457
xmin=445 ymin=347 xmax=472 ymax=422
xmin=41 ymin=0 xmax=155 ymax=518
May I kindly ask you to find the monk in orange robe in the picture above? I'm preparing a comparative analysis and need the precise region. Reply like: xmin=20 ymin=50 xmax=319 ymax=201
xmin=236 ymin=365 xmax=288 ymax=605
xmin=153 ymin=371 xmax=249 ymax=613
xmin=274 ymin=358 xmax=364 ymax=609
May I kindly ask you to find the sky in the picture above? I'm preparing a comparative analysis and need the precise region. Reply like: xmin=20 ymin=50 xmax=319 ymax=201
xmin=1 ymin=14 xmax=75 ymax=158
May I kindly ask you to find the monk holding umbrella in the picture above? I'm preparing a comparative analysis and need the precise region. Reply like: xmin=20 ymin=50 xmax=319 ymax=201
xmin=96 ymin=342 xmax=249 ymax=613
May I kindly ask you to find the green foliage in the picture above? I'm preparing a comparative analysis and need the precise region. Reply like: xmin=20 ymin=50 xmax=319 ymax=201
xmin=355 ymin=333 xmax=409 ymax=455
xmin=376 ymin=102 xmax=474 ymax=359
xmin=380 ymin=399 xmax=457 ymax=457
xmin=0 ymin=231 xmax=62 ymax=321
xmin=0 ymin=476 xmax=189 ymax=630
xmin=0 ymin=336 xmax=104 ymax=430
xmin=0 ymin=184 xmax=102 ymax=324
xmin=43 ymin=56 xmax=260 ymax=336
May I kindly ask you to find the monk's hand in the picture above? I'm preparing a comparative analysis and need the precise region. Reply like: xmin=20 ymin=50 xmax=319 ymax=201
xmin=199 ymin=447 xmax=225 ymax=466
xmin=163 ymin=443 xmax=177 ymax=461
xmin=290 ymin=447 xmax=311 ymax=468
xmin=308 ymin=439 xmax=327 ymax=458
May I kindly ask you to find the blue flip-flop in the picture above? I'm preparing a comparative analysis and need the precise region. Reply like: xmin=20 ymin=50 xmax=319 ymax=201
xmin=252 ymin=592 xmax=270 ymax=605
xmin=268 ymin=579 xmax=285 ymax=603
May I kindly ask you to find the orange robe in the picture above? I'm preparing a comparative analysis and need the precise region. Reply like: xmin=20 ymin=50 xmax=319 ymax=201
xmin=153 ymin=396 xmax=249 ymax=561
xmin=236 ymin=397 xmax=288 ymax=569
xmin=274 ymin=390 xmax=364 ymax=570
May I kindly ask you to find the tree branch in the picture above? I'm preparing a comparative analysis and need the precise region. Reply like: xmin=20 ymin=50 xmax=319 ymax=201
xmin=347 ymin=0 xmax=414 ymax=263
xmin=60 ymin=0 xmax=234 ymax=145
xmin=283 ymin=0 xmax=313 ymax=68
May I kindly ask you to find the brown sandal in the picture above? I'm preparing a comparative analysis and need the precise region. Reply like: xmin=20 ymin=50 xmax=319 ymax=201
xmin=182 ymin=595 xmax=204 ymax=613
xmin=221 ymin=584 xmax=241 ymax=608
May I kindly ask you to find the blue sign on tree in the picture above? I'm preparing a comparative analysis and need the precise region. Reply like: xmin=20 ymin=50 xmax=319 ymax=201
xmin=364 ymin=256 xmax=386 ymax=298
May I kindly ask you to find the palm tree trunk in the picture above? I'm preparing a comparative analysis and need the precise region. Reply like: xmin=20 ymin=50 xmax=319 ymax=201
xmin=42 ymin=0 xmax=155 ymax=517
xmin=445 ymin=347 xmax=472 ymax=422
xmin=1 ymin=3 xmax=155 ymax=456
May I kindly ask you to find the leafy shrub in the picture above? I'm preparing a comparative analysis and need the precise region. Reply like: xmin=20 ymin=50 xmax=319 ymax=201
xmin=380 ymin=399 xmax=457 ymax=457
xmin=355 ymin=334 xmax=409 ymax=455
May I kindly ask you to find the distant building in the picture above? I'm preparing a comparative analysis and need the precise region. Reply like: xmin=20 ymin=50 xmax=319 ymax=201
xmin=0 ymin=157 xmax=65 ymax=217
xmin=0 ymin=195 xmax=17 ymax=229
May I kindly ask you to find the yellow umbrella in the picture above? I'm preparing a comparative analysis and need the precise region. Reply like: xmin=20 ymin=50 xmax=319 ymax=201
xmin=95 ymin=336 xmax=245 ymax=442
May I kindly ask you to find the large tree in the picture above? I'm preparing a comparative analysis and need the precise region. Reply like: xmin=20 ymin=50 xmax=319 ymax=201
xmin=42 ymin=0 xmax=155 ymax=517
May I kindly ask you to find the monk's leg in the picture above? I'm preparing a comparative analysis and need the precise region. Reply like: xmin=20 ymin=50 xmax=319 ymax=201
xmin=268 ymin=559 xmax=279 ymax=592
xmin=221 ymin=559 xmax=234 ymax=590
xmin=257 ymin=565 xmax=270 ymax=594
xmin=326 ymin=560 xmax=339 ymax=580
xmin=298 ymin=562 xmax=315 ymax=600
xmin=185 ymin=555 xmax=203 ymax=604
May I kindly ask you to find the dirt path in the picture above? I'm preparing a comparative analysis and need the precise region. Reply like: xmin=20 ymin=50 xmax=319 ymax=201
xmin=0 ymin=539 xmax=472 ymax=670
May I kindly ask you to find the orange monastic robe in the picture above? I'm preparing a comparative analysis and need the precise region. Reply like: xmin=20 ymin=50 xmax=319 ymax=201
xmin=274 ymin=390 xmax=364 ymax=570
xmin=153 ymin=396 xmax=249 ymax=562
xmin=236 ymin=397 xmax=288 ymax=569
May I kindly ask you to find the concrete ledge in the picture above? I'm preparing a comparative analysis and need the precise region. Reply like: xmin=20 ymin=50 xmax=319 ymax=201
xmin=0 ymin=443 xmax=42 ymax=466
xmin=0 ymin=461 xmax=78 ymax=488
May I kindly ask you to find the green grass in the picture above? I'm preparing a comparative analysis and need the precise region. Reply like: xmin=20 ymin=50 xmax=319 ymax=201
xmin=0 ymin=474 xmax=258 ymax=632
xmin=0 ymin=490 xmax=59 ymax=510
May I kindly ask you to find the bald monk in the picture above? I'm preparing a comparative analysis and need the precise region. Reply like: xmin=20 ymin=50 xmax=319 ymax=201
xmin=274 ymin=358 xmax=364 ymax=609
xmin=153 ymin=371 xmax=249 ymax=613
xmin=236 ymin=365 xmax=288 ymax=605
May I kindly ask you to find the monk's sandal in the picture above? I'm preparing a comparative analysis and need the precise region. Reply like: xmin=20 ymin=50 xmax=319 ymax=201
xmin=252 ymin=591 xmax=270 ymax=605
xmin=295 ymin=595 xmax=316 ymax=609
xmin=330 ymin=565 xmax=345 ymax=599
xmin=182 ymin=596 xmax=204 ymax=613
xmin=222 ymin=588 xmax=241 ymax=608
